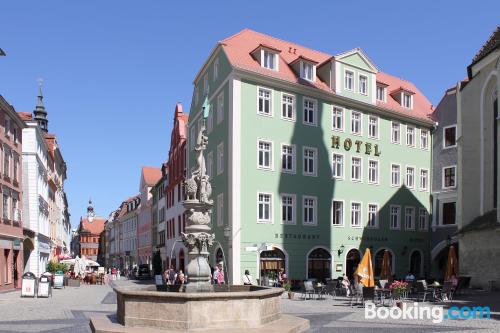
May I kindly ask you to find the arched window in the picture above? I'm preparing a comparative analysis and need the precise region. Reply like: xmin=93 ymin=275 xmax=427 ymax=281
xmin=374 ymin=249 xmax=393 ymax=277
xmin=215 ymin=248 xmax=224 ymax=265
xmin=409 ymin=250 xmax=422 ymax=278
xmin=307 ymin=248 xmax=331 ymax=282
xmin=179 ymin=249 xmax=185 ymax=272
xmin=345 ymin=249 xmax=360 ymax=280
xmin=259 ymin=248 xmax=285 ymax=281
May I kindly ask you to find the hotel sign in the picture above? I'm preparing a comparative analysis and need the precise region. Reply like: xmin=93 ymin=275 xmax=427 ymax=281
xmin=331 ymin=136 xmax=381 ymax=156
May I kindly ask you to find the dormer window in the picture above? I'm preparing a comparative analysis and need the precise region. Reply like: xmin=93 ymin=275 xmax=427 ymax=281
xmin=403 ymin=93 xmax=413 ymax=109
xmin=376 ymin=85 xmax=386 ymax=102
xmin=301 ymin=61 xmax=314 ymax=81
xmin=262 ymin=50 xmax=277 ymax=70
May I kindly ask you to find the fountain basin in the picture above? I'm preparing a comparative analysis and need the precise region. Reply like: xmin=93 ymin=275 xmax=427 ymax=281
xmin=90 ymin=285 xmax=309 ymax=332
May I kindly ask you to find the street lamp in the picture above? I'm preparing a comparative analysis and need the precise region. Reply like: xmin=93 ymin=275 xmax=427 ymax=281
xmin=337 ymin=244 xmax=345 ymax=257
xmin=446 ymin=235 xmax=452 ymax=246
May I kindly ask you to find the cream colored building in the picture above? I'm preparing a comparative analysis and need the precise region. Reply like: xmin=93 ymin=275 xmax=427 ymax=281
xmin=457 ymin=26 xmax=500 ymax=289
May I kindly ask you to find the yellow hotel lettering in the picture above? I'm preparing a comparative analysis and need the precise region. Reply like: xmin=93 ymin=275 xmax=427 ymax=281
xmin=331 ymin=135 xmax=381 ymax=156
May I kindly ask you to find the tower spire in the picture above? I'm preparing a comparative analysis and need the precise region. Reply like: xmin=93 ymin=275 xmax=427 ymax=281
xmin=33 ymin=78 xmax=48 ymax=132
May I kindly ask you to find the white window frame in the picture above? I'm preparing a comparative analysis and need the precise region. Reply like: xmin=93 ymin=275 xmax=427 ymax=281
xmin=257 ymin=87 xmax=273 ymax=117
xmin=257 ymin=139 xmax=273 ymax=170
xmin=280 ymin=193 xmax=296 ymax=225
xmin=350 ymin=111 xmax=362 ymax=135
xmin=406 ymin=166 xmax=415 ymax=189
xmin=376 ymin=85 xmax=386 ymax=102
xmin=405 ymin=207 xmax=415 ymax=230
xmin=261 ymin=49 xmax=278 ymax=71
xmin=332 ymin=106 xmax=344 ymax=131
xmin=302 ymin=146 xmax=317 ymax=177
xmin=391 ymin=163 xmax=401 ymax=187
xmin=402 ymin=93 xmax=413 ymax=109
xmin=217 ymin=142 xmax=224 ymax=175
xmin=442 ymin=165 xmax=457 ymax=189
xmin=351 ymin=156 xmax=363 ymax=182
xmin=190 ymin=126 xmax=196 ymax=151
xmin=420 ymin=129 xmax=429 ymax=150
xmin=207 ymin=151 xmax=214 ymax=178
xmin=217 ymin=193 xmax=224 ymax=226
xmin=418 ymin=208 xmax=428 ymax=231
xmin=443 ymin=125 xmax=457 ymax=149
xmin=406 ymin=125 xmax=416 ymax=147
xmin=390 ymin=205 xmax=401 ymax=230
xmin=207 ymin=105 xmax=214 ymax=133
xmin=331 ymin=199 xmax=344 ymax=227
xmin=302 ymin=97 xmax=317 ymax=126
xmin=217 ymin=92 xmax=224 ymax=124
xmin=203 ymin=75 xmax=209 ymax=95
xmin=300 ymin=61 xmax=315 ymax=81
xmin=344 ymin=70 xmax=354 ymax=91
xmin=257 ymin=192 xmax=273 ymax=224
xmin=350 ymin=201 xmax=362 ymax=228
xmin=368 ymin=115 xmax=379 ymax=139
xmin=367 ymin=203 xmax=379 ymax=228
xmin=359 ymin=74 xmax=368 ymax=95
xmin=280 ymin=143 xmax=296 ymax=174
xmin=419 ymin=168 xmax=429 ymax=191
xmin=391 ymin=121 xmax=401 ymax=144
xmin=281 ymin=92 xmax=295 ymax=121
xmin=440 ymin=200 xmax=457 ymax=226
xmin=332 ymin=152 xmax=344 ymax=179
xmin=302 ymin=195 xmax=317 ymax=226
xmin=368 ymin=159 xmax=379 ymax=185
xmin=213 ymin=58 xmax=219 ymax=81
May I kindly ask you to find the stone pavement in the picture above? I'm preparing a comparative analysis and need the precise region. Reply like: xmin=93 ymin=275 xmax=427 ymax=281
xmin=1 ymin=279 xmax=499 ymax=332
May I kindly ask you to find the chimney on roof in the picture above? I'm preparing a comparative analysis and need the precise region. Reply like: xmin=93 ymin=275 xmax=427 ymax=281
xmin=293 ymin=48 xmax=296 ymax=54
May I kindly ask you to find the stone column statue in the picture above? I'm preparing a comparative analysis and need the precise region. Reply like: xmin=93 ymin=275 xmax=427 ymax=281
xmin=182 ymin=98 xmax=215 ymax=292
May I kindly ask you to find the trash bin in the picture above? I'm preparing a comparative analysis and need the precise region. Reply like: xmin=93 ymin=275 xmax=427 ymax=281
xmin=53 ymin=271 xmax=64 ymax=289
xmin=21 ymin=272 xmax=37 ymax=298
xmin=38 ymin=273 xmax=52 ymax=298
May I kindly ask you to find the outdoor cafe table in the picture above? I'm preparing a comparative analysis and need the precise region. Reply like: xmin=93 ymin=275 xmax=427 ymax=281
xmin=427 ymin=284 xmax=442 ymax=301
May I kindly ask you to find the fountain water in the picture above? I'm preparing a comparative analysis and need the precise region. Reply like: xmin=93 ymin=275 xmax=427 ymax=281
xmin=90 ymin=100 xmax=309 ymax=332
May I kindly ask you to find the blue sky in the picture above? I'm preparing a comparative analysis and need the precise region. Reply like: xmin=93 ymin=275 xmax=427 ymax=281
xmin=0 ymin=1 xmax=498 ymax=228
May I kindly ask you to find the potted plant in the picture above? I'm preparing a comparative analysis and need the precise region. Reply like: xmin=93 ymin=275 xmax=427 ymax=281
xmin=283 ymin=281 xmax=293 ymax=299
xmin=388 ymin=280 xmax=409 ymax=308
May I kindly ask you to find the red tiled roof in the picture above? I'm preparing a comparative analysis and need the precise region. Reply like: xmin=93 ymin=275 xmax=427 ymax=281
xmin=376 ymin=72 xmax=433 ymax=120
xmin=18 ymin=112 xmax=32 ymax=120
xmin=80 ymin=217 xmax=106 ymax=235
xmin=219 ymin=29 xmax=433 ymax=121
xmin=142 ymin=166 xmax=162 ymax=186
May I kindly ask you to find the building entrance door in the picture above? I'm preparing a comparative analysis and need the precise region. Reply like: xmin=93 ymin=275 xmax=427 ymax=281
xmin=345 ymin=249 xmax=360 ymax=280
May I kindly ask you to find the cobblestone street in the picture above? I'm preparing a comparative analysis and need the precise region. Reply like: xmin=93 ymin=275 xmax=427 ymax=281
xmin=1 ymin=279 xmax=500 ymax=332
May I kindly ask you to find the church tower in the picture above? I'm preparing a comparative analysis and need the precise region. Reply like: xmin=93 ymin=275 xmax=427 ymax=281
xmin=87 ymin=199 xmax=95 ymax=223
xmin=33 ymin=80 xmax=48 ymax=132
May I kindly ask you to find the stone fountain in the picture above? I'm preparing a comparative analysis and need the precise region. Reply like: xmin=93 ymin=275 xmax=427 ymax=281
xmin=90 ymin=100 xmax=309 ymax=333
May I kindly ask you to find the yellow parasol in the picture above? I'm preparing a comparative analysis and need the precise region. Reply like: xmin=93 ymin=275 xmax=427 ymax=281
xmin=355 ymin=248 xmax=375 ymax=287
xmin=379 ymin=250 xmax=392 ymax=282
xmin=444 ymin=245 xmax=458 ymax=281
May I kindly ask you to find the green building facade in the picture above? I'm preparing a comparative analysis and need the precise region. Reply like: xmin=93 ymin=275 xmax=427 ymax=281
xmin=188 ymin=29 xmax=434 ymax=284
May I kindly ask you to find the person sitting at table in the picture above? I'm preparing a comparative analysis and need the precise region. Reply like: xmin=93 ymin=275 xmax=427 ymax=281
xmin=341 ymin=274 xmax=351 ymax=296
